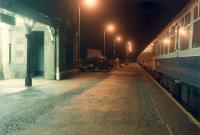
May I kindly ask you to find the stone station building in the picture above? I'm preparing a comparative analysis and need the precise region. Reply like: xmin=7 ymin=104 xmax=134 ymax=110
xmin=0 ymin=0 xmax=78 ymax=85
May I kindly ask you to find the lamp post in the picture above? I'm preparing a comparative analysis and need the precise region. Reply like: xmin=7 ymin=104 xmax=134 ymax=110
xmin=78 ymin=0 xmax=97 ymax=73
xmin=113 ymin=36 xmax=122 ymax=59
xmin=103 ymin=24 xmax=115 ymax=57
xmin=25 ymin=19 xmax=35 ymax=86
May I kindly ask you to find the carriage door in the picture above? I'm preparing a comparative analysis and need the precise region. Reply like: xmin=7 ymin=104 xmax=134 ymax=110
xmin=31 ymin=31 xmax=44 ymax=77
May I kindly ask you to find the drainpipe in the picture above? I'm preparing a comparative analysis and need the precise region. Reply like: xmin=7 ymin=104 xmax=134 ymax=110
xmin=55 ymin=27 xmax=60 ymax=80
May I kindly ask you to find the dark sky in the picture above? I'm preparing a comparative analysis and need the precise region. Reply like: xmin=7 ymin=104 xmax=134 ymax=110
xmin=80 ymin=0 xmax=190 ymax=58
xmin=16 ymin=0 xmax=190 ymax=59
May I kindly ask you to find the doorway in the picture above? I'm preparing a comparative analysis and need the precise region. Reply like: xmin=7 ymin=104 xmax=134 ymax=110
xmin=31 ymin=31 xmax=44 ymax=77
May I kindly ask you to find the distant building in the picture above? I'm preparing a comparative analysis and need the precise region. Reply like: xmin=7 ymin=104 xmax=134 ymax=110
xmin=0 ymin=0 xmax=79 ymax=82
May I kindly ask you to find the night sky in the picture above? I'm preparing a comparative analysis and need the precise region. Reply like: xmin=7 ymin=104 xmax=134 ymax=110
xmin=16 ymin=0 xmax=190 ymax=59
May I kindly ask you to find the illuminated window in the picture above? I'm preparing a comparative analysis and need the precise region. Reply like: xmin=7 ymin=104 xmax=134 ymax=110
xmin=181 ymin=18 xmax=185 ymax=27
xmin=157 ymin=42 xmax=161 ymax=55
xmin=180 ymin=27 xmax=190 ymax=50
xmin=160 ymin=39 xmax=164 ymax=55
xmin=154 ymin=41 xmax=158 ymax=56
xmin=194 ymin=5 xmax=199 ymax=20
xmin=170 ymin=36 xmax=175 ymax=52
xmin=185 ymin=13 xmax=191 ymax=25
xmin=170 ymin=26 xmax=175 ymax=35
xmin=192 ymin=20 xmax=200 ymax=48
xmin=164 ymin=42 xmax=168 ymax=54
xmin=181 ymin=12 xmax=191 ymax=27
xmin=164 ymin=32 xmax=169 ymax=54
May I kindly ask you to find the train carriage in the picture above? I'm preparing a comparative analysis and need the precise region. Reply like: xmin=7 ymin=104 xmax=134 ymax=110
xmin=138 ymin=0 xmax=200 ymax=121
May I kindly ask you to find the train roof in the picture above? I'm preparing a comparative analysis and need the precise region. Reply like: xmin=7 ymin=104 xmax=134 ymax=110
xmin=144 ymin=0 xmax=197 ymax=50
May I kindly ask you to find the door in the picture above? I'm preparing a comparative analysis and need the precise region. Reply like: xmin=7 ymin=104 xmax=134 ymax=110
xmin=31 ymin=31 xmax=44 ymax=76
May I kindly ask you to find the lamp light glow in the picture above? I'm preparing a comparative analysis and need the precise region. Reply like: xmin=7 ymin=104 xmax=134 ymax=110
xmin=179 ymin=28 xmax=187 ymax=36
xmin=163 ymin=39 xmax=170 ymax=45
xmin=106 ymin=24 xmax=115 ymax=33
xmin=83 ymin=0 xmax=97 ymax=8
xmin=116 ymin=36 xmax=122 ymax=42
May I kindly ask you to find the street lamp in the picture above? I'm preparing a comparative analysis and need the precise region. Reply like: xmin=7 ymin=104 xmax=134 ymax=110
xmin=83 ymin=0 xmax=97 ymax=8
xmin=113 ymin=36 xmax=122 ymax=59
xmin=78 ymin=0 xmax=97 ymax=73
xmin=104 ymin=23 xmax=115 ymax=57
xmin=24 ymin=19 xmax=35 ymax=86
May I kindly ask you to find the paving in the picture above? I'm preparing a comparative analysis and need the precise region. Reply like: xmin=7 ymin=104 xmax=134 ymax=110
xmin=0 ymin=64 xmax=199 ymax=135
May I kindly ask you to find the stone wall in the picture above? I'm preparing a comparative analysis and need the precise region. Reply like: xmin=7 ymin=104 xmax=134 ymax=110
xmin=0 ymin=28 xmax=3 ymax=79
xmin=12 ymin=25 xmax=27 ymax=78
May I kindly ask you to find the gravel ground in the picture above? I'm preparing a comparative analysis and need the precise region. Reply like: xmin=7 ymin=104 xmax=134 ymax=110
xmin=0 ymin=64 xmax=197 ymax=135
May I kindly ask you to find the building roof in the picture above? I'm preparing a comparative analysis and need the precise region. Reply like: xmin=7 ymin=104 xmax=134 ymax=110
xmin=0 ymin=0 xmax=55 ymax=27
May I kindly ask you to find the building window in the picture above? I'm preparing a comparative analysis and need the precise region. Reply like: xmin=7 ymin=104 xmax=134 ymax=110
xmin=192 ymin=19 xmax=200 ymax=48
xmin=180 ymin=27 xmax=190 ymax=50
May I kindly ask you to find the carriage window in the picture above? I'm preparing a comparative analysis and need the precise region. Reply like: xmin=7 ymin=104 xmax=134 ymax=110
xmin=155 ymin=42 xmax=160 ymax=56
xmin=157 ymin=44 xmax=160 ymax=55
xmin=164 ymin=32 xmax=169 ymax=54
xmin=170 ymin=35 xmax=175 ymax=52
xmin=180 ymin=27 xmax=190 ymax=50
xmin=181 ymin=18 xmax=185 ymax=27
xmin=160 ymin=40 xmax=164 ymax=55
xmin=194 ymin=5 xmax=199 ymax=20
xmin=192 ymin=20 xmax=200 ymax=48
xmin=185 ymin=12 xmax=191 ymax=25
xmin=164 ymin=41 xmax=169 ymax=54
xmin=170 ymin=26 xmax=175 ymax=35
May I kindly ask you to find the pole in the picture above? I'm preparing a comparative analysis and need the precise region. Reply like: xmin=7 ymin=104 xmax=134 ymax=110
xmin=78 ymin=5 xmax=81 ymax=73
xmin=25 ymin=32 xmax=32 ymax=86
xmin=126 ymin=44 xmax=129 ymax=64
xmin=104 ymin=29 xmax=106 ymax=57
xmin=113 ymin=39 xmax=116 ymax=59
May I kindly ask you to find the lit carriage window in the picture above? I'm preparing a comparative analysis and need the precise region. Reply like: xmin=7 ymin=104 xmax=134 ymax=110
xmin=170 ymin=36 xmax=175 ymax=52
xmin=192 ymin=20 xmax=200 ymax=48
xmin=157 ymin=42 xmax=161 ymax=55
xmin=185 ymin=12 xmax=191 ymax=25
xmin=169 ymin=26 xmax=176 ymax=53
xmin=180 ymin=27 xmax=190 ymax=50
xmin=154 ymin=41 xmax=158 ymax=56
xmin=164 ymin=42 xmax=168 ymax=54
xmin=181 ymin=18 xmax=185 ymax=27
xmin=160 ymin=38 xmax=164 ymax=55
xmin=194 ymin=5 xmax=199 ymax=20
xmin=164 ymin=32 xmax=169 ymax=54
xmin=170 ymin=26 xmax=175 ymax=35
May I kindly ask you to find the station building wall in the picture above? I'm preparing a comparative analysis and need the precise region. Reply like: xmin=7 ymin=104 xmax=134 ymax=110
xmin=0 ymin=10 xmax=56 ymax=80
